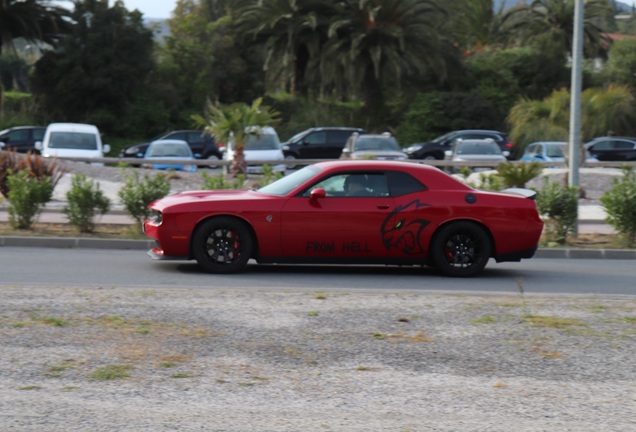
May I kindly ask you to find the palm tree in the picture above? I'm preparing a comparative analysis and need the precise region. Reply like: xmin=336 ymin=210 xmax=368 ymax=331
xmin=193 ymin=98 xmax=281 ymax=176
xmin=235 ymin=0 xmax=335 ymax=96
xmin=448 ymin=0 xmax=508 ymax=55
xmin=507 ymin=84 xmax=635 ymax=163
xmin=0 ymin=0 xmax=71 ymax=55
xmin=320 ymin=0 xmax=457 ymax=121
xmin=501 ymin=0 xmax=613 ymax=58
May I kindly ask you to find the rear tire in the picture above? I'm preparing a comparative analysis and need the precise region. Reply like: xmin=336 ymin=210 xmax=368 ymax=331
xmin=431 ymin=221 xmax=491 ymax=277
xmin=192 ymin=217 xmax=253 ymax=274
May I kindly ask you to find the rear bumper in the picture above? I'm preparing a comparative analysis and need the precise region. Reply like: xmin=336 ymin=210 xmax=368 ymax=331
xmin=495 ymin=246 xmax=538 ymax=263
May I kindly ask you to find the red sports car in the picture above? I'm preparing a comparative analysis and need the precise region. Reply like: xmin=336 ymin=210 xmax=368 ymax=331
xmin=144 ymin=161 xmax=544 ymax=277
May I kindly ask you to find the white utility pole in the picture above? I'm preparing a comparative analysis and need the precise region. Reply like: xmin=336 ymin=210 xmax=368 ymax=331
xmin=569 ymin=0 xmax=584 ymax=235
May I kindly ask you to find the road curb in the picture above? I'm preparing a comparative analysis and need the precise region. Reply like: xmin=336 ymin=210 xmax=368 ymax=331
xmin=1 ymin=235 xmax=634 ymax=259
xmin=0 ymin=236 xmax=154 ymax=250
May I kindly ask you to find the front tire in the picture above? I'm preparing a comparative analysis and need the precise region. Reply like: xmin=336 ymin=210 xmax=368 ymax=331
xmin=192 ymin=217 xmax=253 ymax=274
xmin=284 ymin=154 xmax=297 ymax=170
xmin=206 ymin=154 xmax=221 ymax=169
xmin=431 ymin=222 xmax=491 ymax=277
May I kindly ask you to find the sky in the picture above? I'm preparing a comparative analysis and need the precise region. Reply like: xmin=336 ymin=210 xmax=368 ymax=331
xmin=116 ymin=1 xmax=636 ymax=20
xmin=121 ymin=0 xmax=176 ymax=19
xmin=57 ymin=0 xmax=636 ymax=21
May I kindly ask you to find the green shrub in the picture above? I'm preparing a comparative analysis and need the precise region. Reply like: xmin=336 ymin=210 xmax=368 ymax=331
xmin=6 ymin=169 xmax=54 ymax=229
xmin=496 ymin=162 xmax=543 ymax=188
xmin=63 ymin=174 xmax=112 ymax=233
xmin=201 ymin=171 xmax=245 ymax=190
xmin=117 ymin=171 xmax=171 ymax=230
xmin=260 ymin=164 xmax=283 ymax=185
xmin=534 ymin=177 xmax=579 ymax=244
xmin=600 ymin=166 xmax=636 ymax=247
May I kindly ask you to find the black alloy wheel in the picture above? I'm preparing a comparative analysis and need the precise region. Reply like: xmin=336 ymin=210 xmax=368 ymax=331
xmin=192 ymin=217 xmax=253 ymax=273
xmin=431 ymin=221 xmax=491 ymax=277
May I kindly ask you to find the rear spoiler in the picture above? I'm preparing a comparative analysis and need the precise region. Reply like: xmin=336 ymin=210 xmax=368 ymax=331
xmin=501 ymin=188 xmax=537 ymax=200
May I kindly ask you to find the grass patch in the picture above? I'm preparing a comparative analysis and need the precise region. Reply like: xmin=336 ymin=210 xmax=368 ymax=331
xmin=472 ymin=316 xmax=497 ymax=324
xmin=522 ymin=315 xmax=586 ymax=328
xmin=19 ymin=385 xmax=41 ymax=390
xmin=90 ymin=364 xmax=133 ymax=380
xmin=307 ymin=311 xmax=319 ymax=317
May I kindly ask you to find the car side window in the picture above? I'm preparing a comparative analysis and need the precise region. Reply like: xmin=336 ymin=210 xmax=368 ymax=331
xmin=304 ymin=131 xmax=325 ymax=145
xmin=387 ymin=171 xmax=427 ymax=196
xmin=329 ymin=131 xmax=356 ymax=144
xmin=33 ymin=128 xmax=45 ymax=140
xmin=590 ymin=140 xmax=610 ymax=150
xmin=303 ymin=173 xmax=388 ymax=197
xmin=186 ymin=132 xmax=205 ymax=145
xmin=615 ymin=141 xmax=635 ymax=150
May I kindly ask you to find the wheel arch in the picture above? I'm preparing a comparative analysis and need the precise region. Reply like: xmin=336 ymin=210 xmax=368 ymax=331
xmin=188 ymin=214 xmax=259 ymax=260
xmin=430 ymin=219 xmax=496 ymax=258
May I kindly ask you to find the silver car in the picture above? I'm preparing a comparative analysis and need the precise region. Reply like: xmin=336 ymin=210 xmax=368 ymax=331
xmin=444 ymin=138 xmax=509 ymax=172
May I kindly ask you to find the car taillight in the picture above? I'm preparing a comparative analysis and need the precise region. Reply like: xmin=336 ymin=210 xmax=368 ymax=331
xmin=504 ymin=142 xmax=513 ymax=149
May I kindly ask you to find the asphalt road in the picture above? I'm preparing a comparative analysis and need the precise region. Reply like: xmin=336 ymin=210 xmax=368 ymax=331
xmin=1 ymin=247 xmax=634 ymax=296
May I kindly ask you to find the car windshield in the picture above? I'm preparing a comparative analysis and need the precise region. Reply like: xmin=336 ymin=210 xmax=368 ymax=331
xmin=456 ymin=142 xmax=501 ymax=155
xmin=246 ymin=134 xmax=280 ymax=150
xmin=354 ymin=137 xmax=400 ymax=152
xmin=258 ymin=165 xmax=320 ymax=196
xmin=48 ymin=132 xmax=98 ymax=150
xmin=287 ymin=129 xmax=311 ymax=143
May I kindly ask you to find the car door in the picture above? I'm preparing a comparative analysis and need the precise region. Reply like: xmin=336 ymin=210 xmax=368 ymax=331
xmin=297 ymin=130 xmax=327 ymax=159
xmin=280 ymin=172 xmax=394 ymax=260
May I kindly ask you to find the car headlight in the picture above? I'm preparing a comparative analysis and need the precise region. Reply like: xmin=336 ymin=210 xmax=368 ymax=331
xmin=148 ymin=210 xmax=162 ymax=224
xmin=405 ymin=144 xmax=422 ymax=153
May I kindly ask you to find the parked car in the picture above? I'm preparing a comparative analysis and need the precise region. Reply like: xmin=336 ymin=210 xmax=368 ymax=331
xmin=404 ymin=130 xmax=514 ymax=160
xmin=281 ymin=127 xmax=365 ymax=165
xmin=224 ymin=126 xmax=286 ymax=174
xmin=340 ymin=132 xmax=407 ymax=161
xmin=36 ymin=123 xmax=110 ymax=163
xmin=520 ymin=141 xmax=598 ymax=166
xmin=444 ymin=138 xmax=508 ymax=172
xmin=142 ymin=139 xmax=197 ymax=172
xmin=0 ymin=126 xmax=46 ymax=154
xmin=120 ymin=130 xmax=223 ymax=167
xmin=585 ymin=137 xmax=636 ymax=161
xmin=144 ymin=160 xmax=543 ymax=277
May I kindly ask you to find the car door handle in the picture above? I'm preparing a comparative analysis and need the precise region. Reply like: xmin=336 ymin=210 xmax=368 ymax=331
xmin=377 ymin=205 xmax=390 ymax=209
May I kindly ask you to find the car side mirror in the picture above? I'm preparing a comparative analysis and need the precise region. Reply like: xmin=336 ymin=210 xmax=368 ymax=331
xmin=309 ymin=187 xmax=326 ymax=201
xmin=35 ymin=141 xmax=43 ymax=150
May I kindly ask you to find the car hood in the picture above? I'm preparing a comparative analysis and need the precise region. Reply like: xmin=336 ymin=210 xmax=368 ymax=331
xmin=151 ymin=189 xmax=269 ymax=211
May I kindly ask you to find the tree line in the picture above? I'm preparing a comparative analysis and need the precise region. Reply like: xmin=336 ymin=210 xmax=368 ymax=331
xmin=1 ymin=0 xmax=636 ymax=155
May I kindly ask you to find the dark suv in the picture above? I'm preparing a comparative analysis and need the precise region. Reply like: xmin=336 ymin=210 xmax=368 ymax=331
xmin=281 ymin=127 xmax=365 ymax=163
xmin=0 ymin=126 xmax=46 ymax=154
xmin=119 ymin=130 xmax=223 ymax=166
xmin=404 ymin=129 xmax=514 ymax=160
xmin=585 ymin=137 xmax=636 ymax=161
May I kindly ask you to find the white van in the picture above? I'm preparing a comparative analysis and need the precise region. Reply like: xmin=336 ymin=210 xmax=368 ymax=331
xmin=225 ymin=126 xmax=285 ymax=174
xmin=36 ymin=123 xmax=110 ymax=161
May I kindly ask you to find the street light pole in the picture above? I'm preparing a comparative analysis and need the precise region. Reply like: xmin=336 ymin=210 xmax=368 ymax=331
xmin=569 ymin=0 xmax=584 ymax=236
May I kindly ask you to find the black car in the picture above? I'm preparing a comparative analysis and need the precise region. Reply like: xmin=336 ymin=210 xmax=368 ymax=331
xmin=281 ymin=127 xmax=365 ymax=165
xmin=404 ymin=129 xmax=514 ymax=160
xmin=585 ymin=137 xmax=636 ymax=161
xmin=120 ymin=130 xmax=223 ymax=166
xmin=0 ymin=126 xmax=46 ymax=154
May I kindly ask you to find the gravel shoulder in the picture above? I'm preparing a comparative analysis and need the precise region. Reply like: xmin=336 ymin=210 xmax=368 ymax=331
xmin=2 ymin=285 xmax=635 ymax=431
